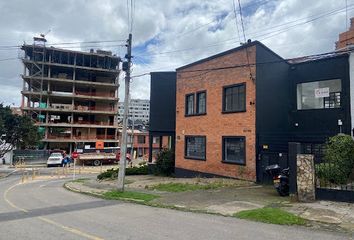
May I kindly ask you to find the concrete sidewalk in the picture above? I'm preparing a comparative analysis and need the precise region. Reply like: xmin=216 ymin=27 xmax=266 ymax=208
xmin=65 ymin=175 xmax=354 ymax=234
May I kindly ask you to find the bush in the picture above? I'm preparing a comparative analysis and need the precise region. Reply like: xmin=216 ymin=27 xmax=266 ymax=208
xmin=155 ymin=148 xmax=175 ymax=176
xmin=97 ymin=168 xmax=117 ymax=180
xmin=318 ymin=134 xmax=354 ymax=184
xmin=97 ymin=165 xmax=148 ymax=180
xmin=126 ymin=165 xmax=148 ymax=175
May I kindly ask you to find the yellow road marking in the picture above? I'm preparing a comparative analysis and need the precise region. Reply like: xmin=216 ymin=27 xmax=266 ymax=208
xmin=3 ymin=181 xmax=104 ymax=240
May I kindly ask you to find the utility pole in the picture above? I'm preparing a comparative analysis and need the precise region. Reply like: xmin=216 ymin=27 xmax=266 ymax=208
xmin=117 ymin=33 xmax=132 ymax=191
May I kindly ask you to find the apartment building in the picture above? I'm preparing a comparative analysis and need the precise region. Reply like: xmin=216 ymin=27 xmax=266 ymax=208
xmin=21 ymin=37 xmax=121 ymax=153
xmin=118 ymin=99 xmax=150 ymax=124
xmin=119 ymin=129 xmax=170 ymax=160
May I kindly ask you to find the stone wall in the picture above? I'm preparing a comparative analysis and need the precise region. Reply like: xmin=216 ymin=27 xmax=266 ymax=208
xmin=297 ymin=154 xmax=315 ymax=202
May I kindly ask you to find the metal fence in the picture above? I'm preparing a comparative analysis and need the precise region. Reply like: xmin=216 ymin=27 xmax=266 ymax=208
xmin=300 ymin=143 xmax=354 ymax=202
xmin=13 ymin=150 xmax=50 ymax=165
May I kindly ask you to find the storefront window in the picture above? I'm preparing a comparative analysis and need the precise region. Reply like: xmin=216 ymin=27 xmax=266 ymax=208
xmin=297 ymin=79 xmax=341 ymax=110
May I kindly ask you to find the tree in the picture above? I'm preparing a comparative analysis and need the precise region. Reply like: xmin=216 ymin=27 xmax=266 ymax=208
xmin=317 ymin=134 xmax=354 ymax=184
xmin=0 ymin=104 xmax=40 ymax=159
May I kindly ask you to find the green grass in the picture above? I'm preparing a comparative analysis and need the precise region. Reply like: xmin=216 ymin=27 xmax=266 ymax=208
xmin=102 ymin=190 xmax=159 ymax=202
xmin=71 ymin=178 xmax=90 ymax=183
xmin=234 ymin=207 xmax=306 ymax=225
xmin=150 ymin=182 xmax=228 ymax=192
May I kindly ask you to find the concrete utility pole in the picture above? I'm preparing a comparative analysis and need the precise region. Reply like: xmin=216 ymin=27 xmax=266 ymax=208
xmin=117 ymin=33 xmax=132 ymax=191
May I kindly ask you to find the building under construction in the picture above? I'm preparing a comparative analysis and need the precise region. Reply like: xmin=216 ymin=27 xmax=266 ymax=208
xmin=21 ymin=37 xmax=121 ymax=153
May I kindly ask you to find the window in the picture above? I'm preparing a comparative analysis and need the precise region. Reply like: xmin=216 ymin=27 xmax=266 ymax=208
xmin=152 ymin=136 xmax=160 ymax=144
xmin=185 ymin=136 xmax=206 ymax=160
xmin=138 ymin=135 xmax=146 ymax=144
xmin=297 ymin=79 xmax=341 ymax=110
xmin=196 ymin=91 xmax=206 ymax=114
xmin=185 ymin=91 xmax=207 ymax=116
xmin=222 ymin=137 xmax=245 ymax=165
xmin=223 ymin=83 xmax=246 ymax=113
xmin=185 ymin=94 xmax=194 ymax=115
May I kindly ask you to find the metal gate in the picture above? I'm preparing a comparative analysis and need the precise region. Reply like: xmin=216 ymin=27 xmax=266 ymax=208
xmin=302 ymin=143 xmax=354 ymax=202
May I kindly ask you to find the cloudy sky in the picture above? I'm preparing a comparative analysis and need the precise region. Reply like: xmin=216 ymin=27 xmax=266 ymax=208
xmin=0 ymin=0 xmax=352 ymax=106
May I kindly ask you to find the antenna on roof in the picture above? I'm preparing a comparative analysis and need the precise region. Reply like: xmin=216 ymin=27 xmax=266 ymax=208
xmin=40 ymin=29 xmax=51 ymax=38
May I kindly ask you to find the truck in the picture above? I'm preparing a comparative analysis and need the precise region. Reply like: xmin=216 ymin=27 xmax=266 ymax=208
xmin=75 ymin=147 xmax=131 ymax=166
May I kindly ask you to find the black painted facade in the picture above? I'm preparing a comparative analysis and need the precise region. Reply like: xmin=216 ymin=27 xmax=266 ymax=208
xmin=256 ymin=52 xmax=351 ymax=183
xmin=148 ymin=71 xmax=176 ymax=162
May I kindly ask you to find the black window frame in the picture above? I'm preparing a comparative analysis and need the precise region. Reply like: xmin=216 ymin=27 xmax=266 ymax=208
xmin=184 ymin=135 xmax=206 ymax=160
xmin=185 ymin=93 xmax=195 ymax=116
xmin=137 ymin=135 xmax=146 ymax=144
xmin=296 ymin=79 xmax=342 ymax=111
xmin=222 ymin=136 xmax=246 ymax=165
xmin=222 ymin=83 xmax=246 ymax=114
xmin=196 ymin=91 xmax=207 ymax=115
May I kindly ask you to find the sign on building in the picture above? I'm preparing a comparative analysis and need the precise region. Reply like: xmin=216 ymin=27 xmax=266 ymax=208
xmin=314 ymin=87 xmax=330 ymax=98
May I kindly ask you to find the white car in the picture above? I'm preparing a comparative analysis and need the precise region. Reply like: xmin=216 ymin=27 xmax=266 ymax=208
xmin=47 ymin=153 xmax=64 ymax=167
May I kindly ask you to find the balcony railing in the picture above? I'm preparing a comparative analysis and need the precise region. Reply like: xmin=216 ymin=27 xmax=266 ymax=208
xmin=74 ymin=106 xmax=115 ymax=112
xmin=46 ymin=134 xmax=117 ymax=140
xmin=36 ymin=121 xmax=115 ymax=126
xmin=75 ymin=91 xmax=116 ymax=98
xmin=73 ymin=120 xmax=114 ymax=126
xmin=97 ymin=134 xmax=116 ymax=140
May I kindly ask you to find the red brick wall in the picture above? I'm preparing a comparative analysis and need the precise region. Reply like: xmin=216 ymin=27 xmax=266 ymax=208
xmin=336 ymin=18 xmax=354 ymax=49
xmin=175 ymin=45 xmax=257 ymax=181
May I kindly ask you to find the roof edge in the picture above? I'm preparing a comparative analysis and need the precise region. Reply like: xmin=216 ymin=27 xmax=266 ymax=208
xmin=176 ymin=41 xmax=284 ymax=71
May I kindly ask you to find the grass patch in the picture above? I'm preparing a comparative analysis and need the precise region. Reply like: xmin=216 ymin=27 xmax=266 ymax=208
xmin=102 ymin=190 xmax=159 ymax=202
xmin=71 ymin=178 xmax=90 ymax=183
xmin=150 ymin=182 xmax=228 ymax=192
xmin=234 ymin=207 xmax=306 ymax=225
xmin=97 ymin=165 xmax=148 ymax=180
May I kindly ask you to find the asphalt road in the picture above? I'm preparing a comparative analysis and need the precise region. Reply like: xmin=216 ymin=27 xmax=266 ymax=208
xmin=0 ymin=175 xmax=352 ymax=240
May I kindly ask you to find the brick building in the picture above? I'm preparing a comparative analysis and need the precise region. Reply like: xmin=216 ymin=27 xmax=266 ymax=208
xmin=119 ymin=129 xmax=170 ymax=160
xmin=336 ymin=17 xmax=354 ymax=50
xmin=175 ymin=41 xmax=288 ymax=181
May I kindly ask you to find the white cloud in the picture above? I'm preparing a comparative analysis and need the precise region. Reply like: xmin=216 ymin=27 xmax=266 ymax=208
xmin=0 ymin=0 xmax=353 ymax=105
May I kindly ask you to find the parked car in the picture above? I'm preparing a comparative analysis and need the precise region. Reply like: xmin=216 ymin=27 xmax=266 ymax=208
xmin=47 ymin=152 xmax=64 ymax=167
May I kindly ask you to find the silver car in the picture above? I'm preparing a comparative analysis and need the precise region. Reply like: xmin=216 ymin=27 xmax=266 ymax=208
xmin=47 ymin=153 xmax=64 ymax=167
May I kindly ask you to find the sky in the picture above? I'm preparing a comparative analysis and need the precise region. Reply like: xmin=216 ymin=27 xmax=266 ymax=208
xmin=0 ymin=0 xmax=352 ymax=106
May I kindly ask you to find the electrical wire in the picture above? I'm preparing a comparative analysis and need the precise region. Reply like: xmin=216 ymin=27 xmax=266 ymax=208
xmin=237 ymin=0 xmax=253 ymax=79
xmin=0 ymin=57 xmax=19 ymax=62
xmin=134 ymin=4 xmax=353 ymax=59
xmin=130 ymin=48 xmax=351 ymax=78
xmin=232 ymin=0 xmax=242 ymax=44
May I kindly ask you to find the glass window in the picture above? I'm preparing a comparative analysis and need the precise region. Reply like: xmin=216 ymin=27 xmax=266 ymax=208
xmin=297 ymin=79 xmax=341 ymax=110
xmin=185 ymin=136 xmax=206 ymax=160
xmin=222 ymin=137 xmax=245 ymax=164
xmin=223 ymin=84 xmax=246 ymax=112
xmin=196 ymin=92 xmax=206 ymax=114
xmin=152 ymin=136 xmax=160 ymax=144
xmin=138 ymin=135 xmax=146 ymax=144
xmin=185 ymin=94 xmax=194 ymax=115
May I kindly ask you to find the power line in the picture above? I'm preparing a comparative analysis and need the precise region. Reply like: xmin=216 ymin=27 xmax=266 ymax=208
xmin=130 ymin=48 xmax=351 ymax=78
xmin=232 ymin=0 xmax=242 ymax=44
xmin=0 ymin=39 xmax=126 ymax=49
xmin=237 ymin=0 xmax=253 ymax=80
xmin=0 ymin=43 xmax=126 ymax=52
xmin=257 ymin=5 xmax=354 ymax=41
xmin=0 ymin=57 xmax=19 ymax=62
xmin=134 ymin=4 xmax=353 ymax=59
xmin=179 ymin=49 xmax=351 ymax=73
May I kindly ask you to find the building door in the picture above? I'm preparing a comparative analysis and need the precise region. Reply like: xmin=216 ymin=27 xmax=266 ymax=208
xmin=257 ymin=152 xmax=288 ymax=184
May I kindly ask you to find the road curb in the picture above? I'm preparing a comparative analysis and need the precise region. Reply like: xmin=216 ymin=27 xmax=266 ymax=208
xmin=0 ymin=169 xmax=17 ymax=179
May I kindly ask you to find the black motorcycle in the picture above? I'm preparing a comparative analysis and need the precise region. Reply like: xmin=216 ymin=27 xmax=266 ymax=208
xmin=265 ymin=164 xmax=289 ymax=196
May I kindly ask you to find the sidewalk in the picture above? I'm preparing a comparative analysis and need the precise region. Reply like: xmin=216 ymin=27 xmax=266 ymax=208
xmin=65 ymin=175 xmax=354 ymax=233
